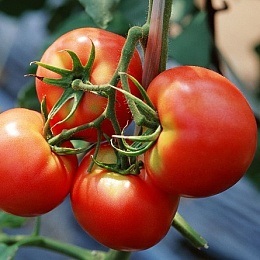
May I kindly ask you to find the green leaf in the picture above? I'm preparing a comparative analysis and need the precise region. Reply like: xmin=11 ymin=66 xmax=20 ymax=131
xmin=50 ymin=0 xmax=147 ymax=39
xmin=0 ymin=244 xmax=6 ymax=252
xmin=0 ymin=212 xmax=26 ymax=229
xmin=0 ymin=244 xmax=19 ymax=260
xmin=118 ymin=0 xmax=148 ymax=26
xmin=47 ymin=0 xmax=84 ymax=33
xmin=168 ymin=11 xmax=213 ymax=67
xmin=51 ymin=11 xmax=129 ymax=41
xmin=78 ymin=0 xmax=121 ymax=29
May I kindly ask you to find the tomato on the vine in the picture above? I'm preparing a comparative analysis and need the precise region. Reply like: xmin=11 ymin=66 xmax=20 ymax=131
xmin=35 ymin=27 xmax=143 ymax=142
xmin=71 ymin=144 xmax=179 ymax=251
xmin=0 ymin=108 xmax=78 ymax=217
xmin=144 ymin=66 xmax=257 ymax=198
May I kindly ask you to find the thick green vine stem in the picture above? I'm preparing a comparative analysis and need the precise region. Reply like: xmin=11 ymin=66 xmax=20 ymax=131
xmin=142 ymin=0 xmax=173 ymax=88
xmin=142 ymin=0 xmax=165 ymax=88
xmin=114 ymin=77 xmax=159 ymax=129
xmin=172 ymin=212 xmax=208 ymax=249
xmin=104 ymin=250 xmax=131 ymax=260
xmin=0 ymin=233 xmax=106 ymax=260
xmin=0 ymin=212 xmax=207 ymax=259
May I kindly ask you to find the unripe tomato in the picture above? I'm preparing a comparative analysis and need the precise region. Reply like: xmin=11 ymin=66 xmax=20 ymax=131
xmin=144 ymin=66 xmax=257 ymax=198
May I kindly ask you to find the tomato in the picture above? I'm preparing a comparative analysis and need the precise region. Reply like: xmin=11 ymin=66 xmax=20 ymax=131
xmin=144 ymin=66 xmax=257 ymax=198
xmin=71 ymin=144 xmax=179 ymax=251
xmin=0 ymin=108 xmax=78 ymax=217
xmin=36 ymin=27 xmax=143 ymax=142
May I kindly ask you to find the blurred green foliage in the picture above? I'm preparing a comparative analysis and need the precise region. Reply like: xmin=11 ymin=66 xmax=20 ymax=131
xmin=0 ymin=211 xmax=26 ymax=230
xmin=169 ymin=11 xmax=213 ymax=67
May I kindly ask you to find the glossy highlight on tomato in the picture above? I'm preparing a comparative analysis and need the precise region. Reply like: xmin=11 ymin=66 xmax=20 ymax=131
xmin=0 ymin=108 xmax=78 ymax=217
xmin=144 ymin=66 xmax=257 ymax=198
xmin=36 ymin=27 xmax=143 ymax=142
xmin=71 ymin=144 xmax=179 ymax=251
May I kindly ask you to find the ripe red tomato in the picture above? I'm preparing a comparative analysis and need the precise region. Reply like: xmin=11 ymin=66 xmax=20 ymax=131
xmin=144 ymin=66 xmax=257 ymax=198
xmin=36 ymin=27 xmax=142 ymax=142
xmin=0 ymin=108 xmax=78 ymax=217
xmin=71 ymin=144 xmax=179 ymax=251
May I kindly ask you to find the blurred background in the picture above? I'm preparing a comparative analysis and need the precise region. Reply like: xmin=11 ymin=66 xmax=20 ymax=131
xmin=0 ymin=0 xmax=259 ymax=259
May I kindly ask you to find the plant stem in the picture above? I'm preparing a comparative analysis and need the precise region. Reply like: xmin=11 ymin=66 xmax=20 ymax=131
xmin=32 ymin=217 xmax=41 ymax=236
xmin=172 ymin=212 xmax=208 ymax=249
xmin=104 ymin=249 xmax=131 ymax=260
xmin=142 ymin=0 xmax=173 ymax=88
xmin=0 ymin=234 xmax=106 ymax=260
xmin=160 ymin=0 xmax=173 ymax=71
xmin=142 ymin=0 xmax=165 ymax=88
xmin=47 ymin=112 xmax=106 ymax=146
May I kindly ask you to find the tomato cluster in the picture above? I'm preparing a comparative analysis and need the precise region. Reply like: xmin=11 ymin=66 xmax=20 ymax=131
xmin=0 ymin=27 xmax=257 ymax=251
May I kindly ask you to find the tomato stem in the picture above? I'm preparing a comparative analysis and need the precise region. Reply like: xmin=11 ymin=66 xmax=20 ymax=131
xmin=104 ymin=249 xmax=131 ymax=260
xmin=87 ymin=128 xmax=103 ymax=172
xmin=32 ymin=217 xmax=41 ymax=236
xmin=72 ymin=79 xmax=112 ymax=93
xmin=142 ymin=0 xmax=165 ymax=88
xmin=0 ymin=234 xmax=105 ymax=260
xmin=142 ymin=0 xmax=173 ymax=88
xmin=47 ymin=112 xmax=106 ymax=146
xmin=160 ymin=0 xmax=173 ymax=71
xmin=172 ymin=212 xmax=208 ymax=249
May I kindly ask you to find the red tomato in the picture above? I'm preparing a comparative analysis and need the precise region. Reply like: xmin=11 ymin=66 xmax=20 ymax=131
xmin=0 ymin=108 xmax=78 ymax=217
xmin=71 ymin=144 xmax=179 ymax=251
xmin=144 ymin=66 xmax=257 ymax=198
xmin=36 ymin=27 xmax=142 ymax=142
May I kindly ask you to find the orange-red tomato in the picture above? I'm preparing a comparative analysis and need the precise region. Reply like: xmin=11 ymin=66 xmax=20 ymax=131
xmin=0 ymin=108 xmax=78 ymax=216
xmin=145 ymin=66 xmax=257 ymax=198
xmin=71 ymin=144 xmax=179 ymax=251
xmin=36 ymin=27 xmax=143 ymax=142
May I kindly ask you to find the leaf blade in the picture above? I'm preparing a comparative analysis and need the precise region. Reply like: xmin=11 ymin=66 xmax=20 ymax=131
xmin=79 ymin=0 xmax=121 ymax=29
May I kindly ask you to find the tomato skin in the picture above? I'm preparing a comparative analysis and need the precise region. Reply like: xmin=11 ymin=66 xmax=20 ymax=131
xmin=0 ymin=108 xmax=78 ymax=217
xmin=144 ymin=66 xmax=257 ymax=198
xmin=71 ymin=145 xmax=179 ymax=251
xmin=36 ymin=27 xmax=143 ymax=142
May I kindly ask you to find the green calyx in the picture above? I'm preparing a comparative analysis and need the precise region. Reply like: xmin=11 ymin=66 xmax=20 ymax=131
xmin=33 ymin=42 xmax=95 ymax=88
xmin=32 ymin=43 xmax=99 ymax=141
xmin=32 ymin=44 xmax=114 ymax=154
xmin=92 ymin=155 xmax=144 ymax=175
